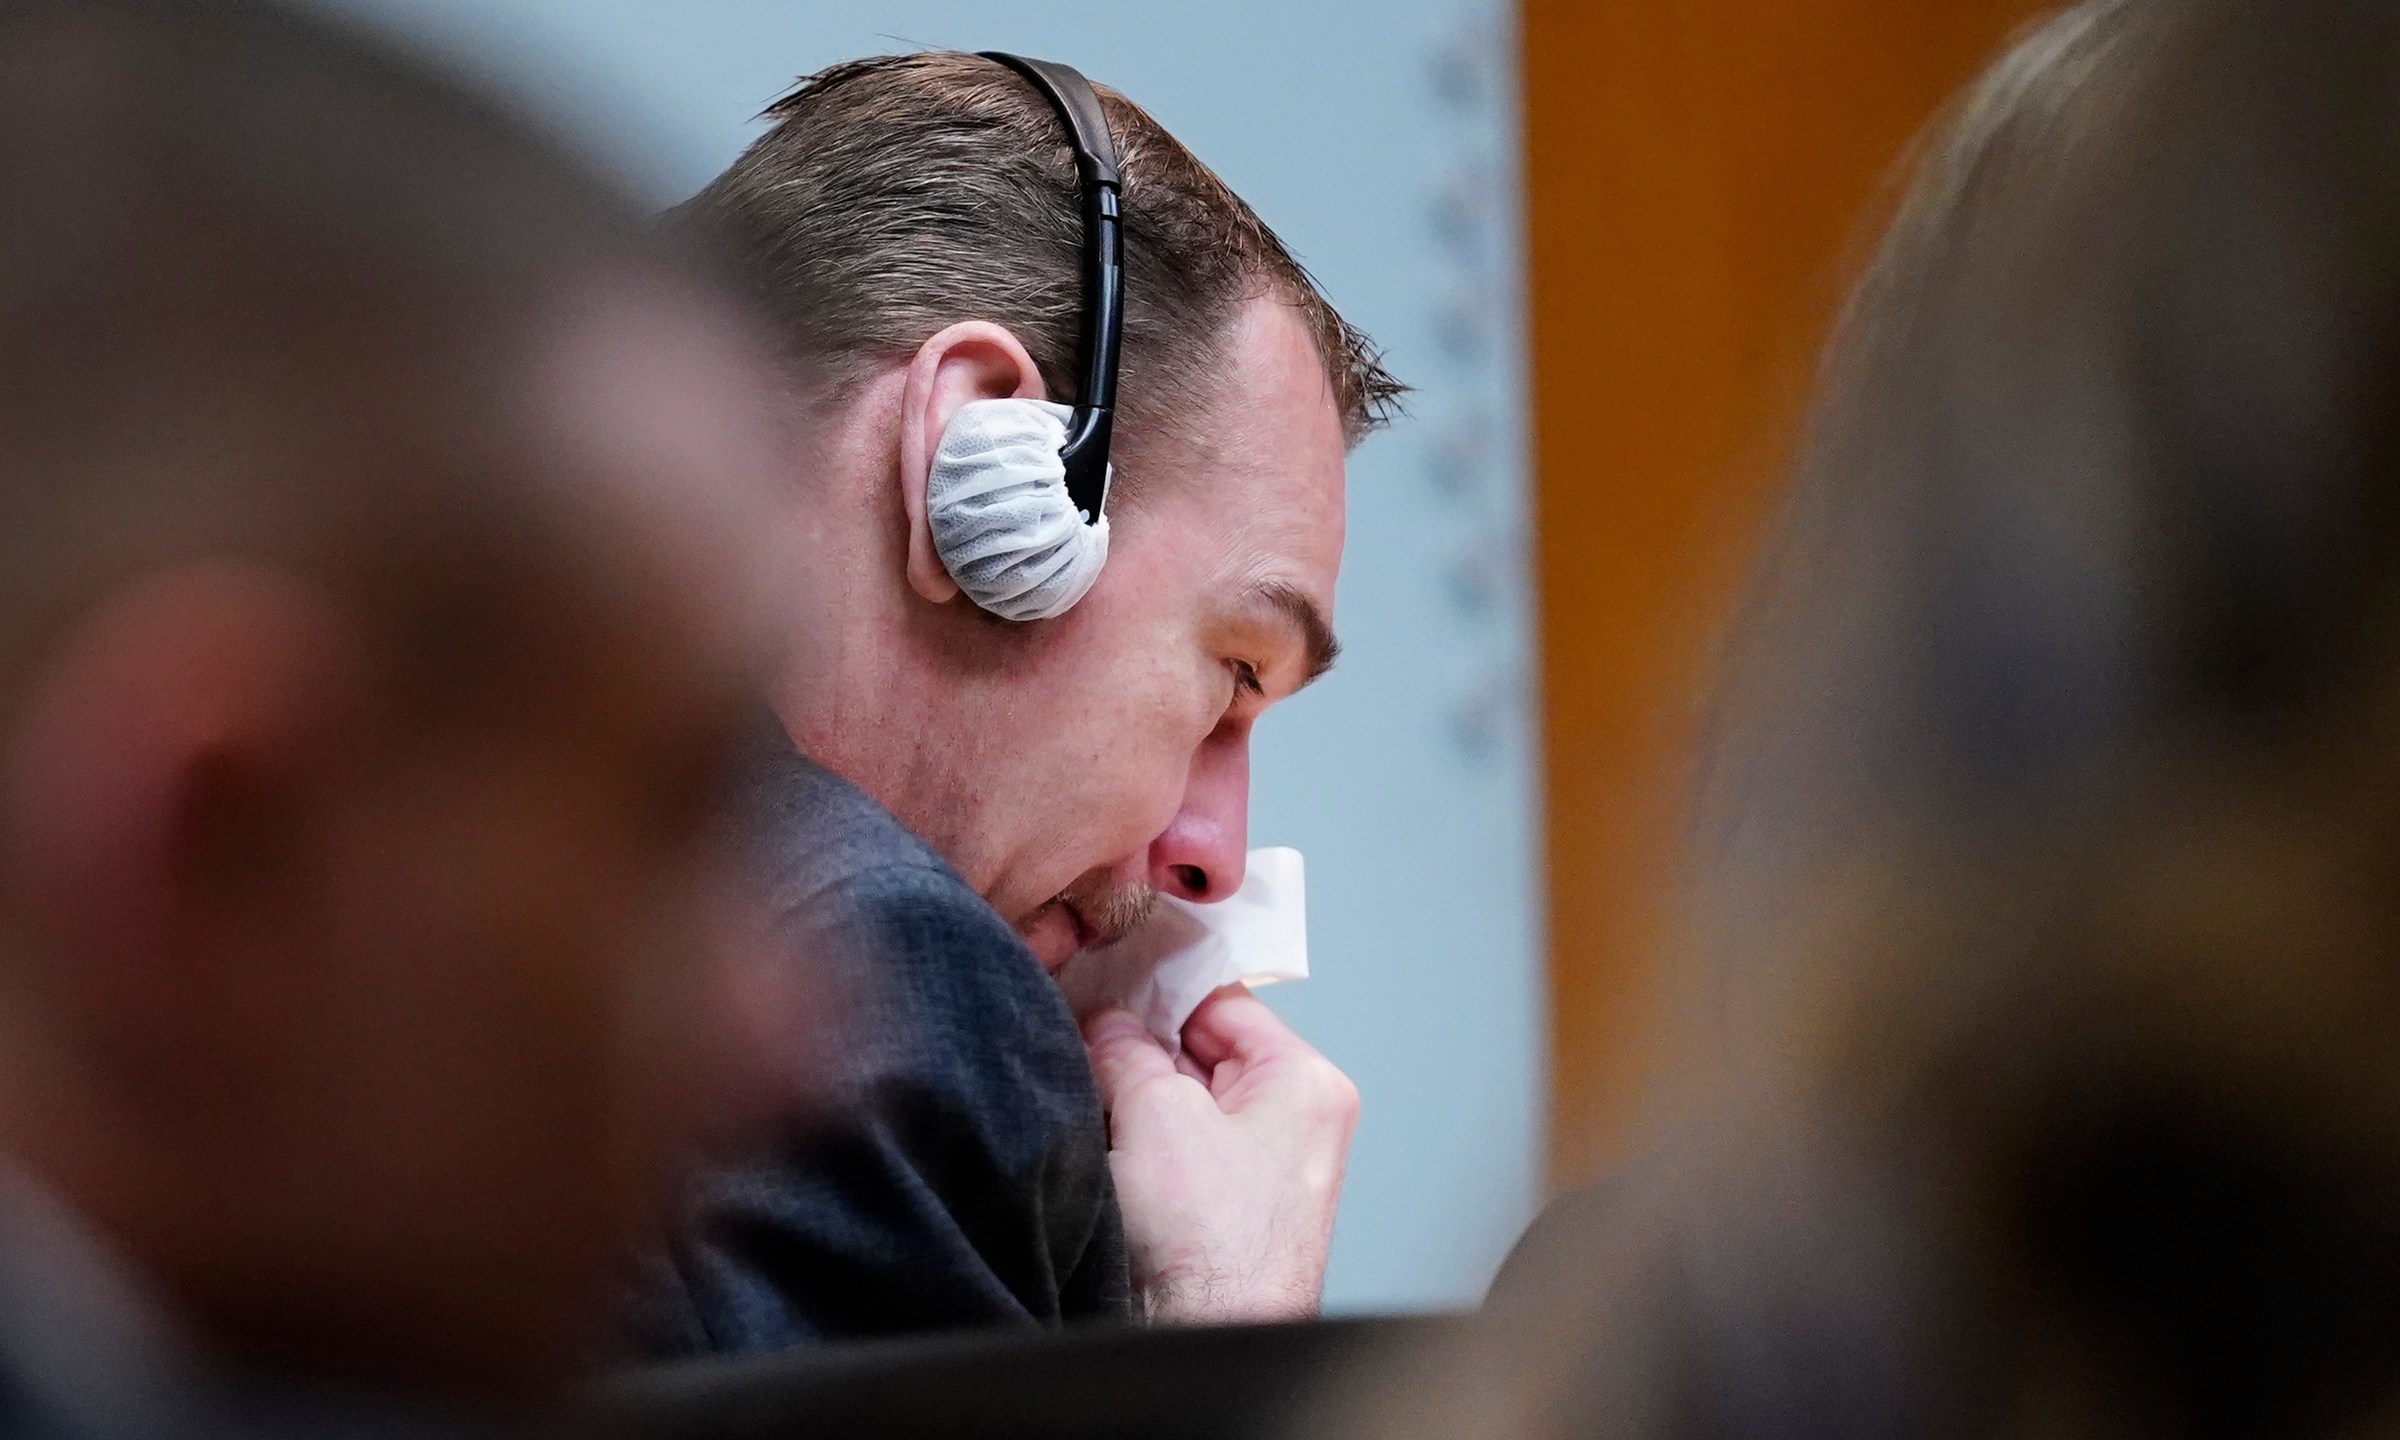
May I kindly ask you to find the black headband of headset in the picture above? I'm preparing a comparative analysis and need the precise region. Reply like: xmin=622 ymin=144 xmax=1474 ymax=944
xmin=979 ymin=52 xmax=1122 ymax=524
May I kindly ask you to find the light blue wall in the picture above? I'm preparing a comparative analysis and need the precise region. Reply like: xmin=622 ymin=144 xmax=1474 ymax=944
xmin=329 ymin=0 xmax=1543 ymax=1313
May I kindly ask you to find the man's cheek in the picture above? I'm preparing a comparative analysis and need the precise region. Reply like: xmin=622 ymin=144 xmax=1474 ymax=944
xmin=1128 ymin=753 xmax=1198 ymax=865
xmin=1058 ymin=770 xmax=1160 ymax=877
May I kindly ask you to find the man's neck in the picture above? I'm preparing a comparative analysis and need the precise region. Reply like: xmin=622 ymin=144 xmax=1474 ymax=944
xmin=769 ymin=659 xmax=974 ymax=873
xmin=771 ymin=567 xmax=917 ymax=797
xmin=768 ymin=392 xmax=1012 ymax=905
xmin=768 ymin=529 xmax=982 ymax=893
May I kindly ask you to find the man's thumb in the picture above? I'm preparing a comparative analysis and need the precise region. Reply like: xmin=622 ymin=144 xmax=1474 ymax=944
xmin=1083 ymin=1006 xmax=1179 ymax=1105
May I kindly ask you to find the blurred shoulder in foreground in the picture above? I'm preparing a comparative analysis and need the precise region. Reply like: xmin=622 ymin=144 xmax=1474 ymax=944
xmin=632 ymin=731 xmax=1125 ymax=1352
xmin=1332 ymin=1 xmax=2400 ymax=1438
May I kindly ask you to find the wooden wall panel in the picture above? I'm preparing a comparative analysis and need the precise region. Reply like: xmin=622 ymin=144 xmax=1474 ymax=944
xmin=1524 ymin=0 xmax=2055 ymax=1184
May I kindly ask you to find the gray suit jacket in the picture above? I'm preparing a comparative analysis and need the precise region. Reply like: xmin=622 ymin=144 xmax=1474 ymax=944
xmin=632 ymin=724 xmax=1131 ymax=1352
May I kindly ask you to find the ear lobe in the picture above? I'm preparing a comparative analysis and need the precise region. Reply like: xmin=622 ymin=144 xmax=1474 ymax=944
xmin=898 ymin=321 xmax=1049 ymax=606
xmin=900 ymin=451 xmax=962 ymax=606
xmin=0 ymin=565 xmax=360 ymax=1072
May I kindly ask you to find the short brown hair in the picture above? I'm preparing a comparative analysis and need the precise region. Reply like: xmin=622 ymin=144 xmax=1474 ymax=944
xmin=676 ymin=50 xmax=1402 ymax=460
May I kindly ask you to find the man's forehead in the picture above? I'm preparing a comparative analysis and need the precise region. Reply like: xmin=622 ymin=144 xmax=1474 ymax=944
xmin=1139 ymin=296 xmax=1348 ymax=682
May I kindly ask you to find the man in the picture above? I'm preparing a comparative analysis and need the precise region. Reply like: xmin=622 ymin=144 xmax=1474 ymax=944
xmin=0 ymin=0 xmax=786 ymax=1427
xmin=637 ymin=53 xmax=1401 ymax=1347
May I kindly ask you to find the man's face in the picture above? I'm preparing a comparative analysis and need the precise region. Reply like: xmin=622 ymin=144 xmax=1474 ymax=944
xmin=934 ymin=297 xmax=1350 ymax=969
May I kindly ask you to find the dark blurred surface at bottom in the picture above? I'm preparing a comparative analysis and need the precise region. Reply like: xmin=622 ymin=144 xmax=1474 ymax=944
xmin=587 ymin=1315 xmax=1458 ymax=1440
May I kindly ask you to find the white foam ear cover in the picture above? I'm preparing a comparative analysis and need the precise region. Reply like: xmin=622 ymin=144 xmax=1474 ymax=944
xmin=926 ymin=398 xmax=1111 ymax=622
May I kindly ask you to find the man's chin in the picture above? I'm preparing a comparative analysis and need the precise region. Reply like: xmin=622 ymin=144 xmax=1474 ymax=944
xmin=1016 ymin=901 xmax=1085 ymax=974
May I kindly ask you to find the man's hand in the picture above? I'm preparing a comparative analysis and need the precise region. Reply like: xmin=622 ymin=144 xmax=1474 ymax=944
xmin=1084 ymin=984 xmax=1359 ymax=1325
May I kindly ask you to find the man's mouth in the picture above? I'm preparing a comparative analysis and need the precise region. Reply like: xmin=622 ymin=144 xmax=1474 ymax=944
xmin=1061 ymin=899 xmax=1104 ymax=951
xmin=1018 ymin=884 xmax=1157 ymax=973
xmin=1018 ymin=899 xmax=1087 ymax=973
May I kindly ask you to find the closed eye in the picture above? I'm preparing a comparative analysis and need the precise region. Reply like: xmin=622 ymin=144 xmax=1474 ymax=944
xmin=1231 ymin=660 xmax=1266 ymax=700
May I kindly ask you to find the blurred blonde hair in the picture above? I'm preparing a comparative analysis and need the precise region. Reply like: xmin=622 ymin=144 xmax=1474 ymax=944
xmin=1316 ymin=1 xmax=2400 ymax=1435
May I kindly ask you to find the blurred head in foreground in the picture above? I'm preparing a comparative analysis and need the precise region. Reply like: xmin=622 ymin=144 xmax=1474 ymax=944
xmin=0 ymin=0 xmax=781 ymax=1412
xmin=1332 ymin=1 xmax=2400 ymax=1436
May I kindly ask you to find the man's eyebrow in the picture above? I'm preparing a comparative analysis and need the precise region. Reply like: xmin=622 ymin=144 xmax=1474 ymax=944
xmin=1252 ymin=578 xmax=1341 ymax=687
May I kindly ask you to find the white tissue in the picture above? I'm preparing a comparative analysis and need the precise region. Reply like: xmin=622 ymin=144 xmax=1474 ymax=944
xmin=926 ymin=397 xmax=1111 ymax=622
xmin=1054 ymin=847 xmax=1309 ymax=1045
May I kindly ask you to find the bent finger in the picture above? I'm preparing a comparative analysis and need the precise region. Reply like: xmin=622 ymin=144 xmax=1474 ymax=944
xmin=1084 ymin=1006 xmax=1180 ymax=1104
xmin=1180 ymin=984 xmax=1301 ymax=1070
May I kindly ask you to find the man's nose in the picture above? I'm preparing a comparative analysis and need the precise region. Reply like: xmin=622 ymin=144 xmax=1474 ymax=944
xmin=1148 ymin=723 xmax=1250 ymax=904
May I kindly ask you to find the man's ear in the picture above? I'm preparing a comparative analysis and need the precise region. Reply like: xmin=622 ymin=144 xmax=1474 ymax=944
xmin=897 ymin=321 xmax=1049 ymax=606
xmin=0 ymin=563 xmax=363 ymax=1092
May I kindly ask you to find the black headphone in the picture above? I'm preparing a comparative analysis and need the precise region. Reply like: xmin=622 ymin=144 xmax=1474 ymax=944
xmin=978 ymin=52 xmax=1123 ymax=524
